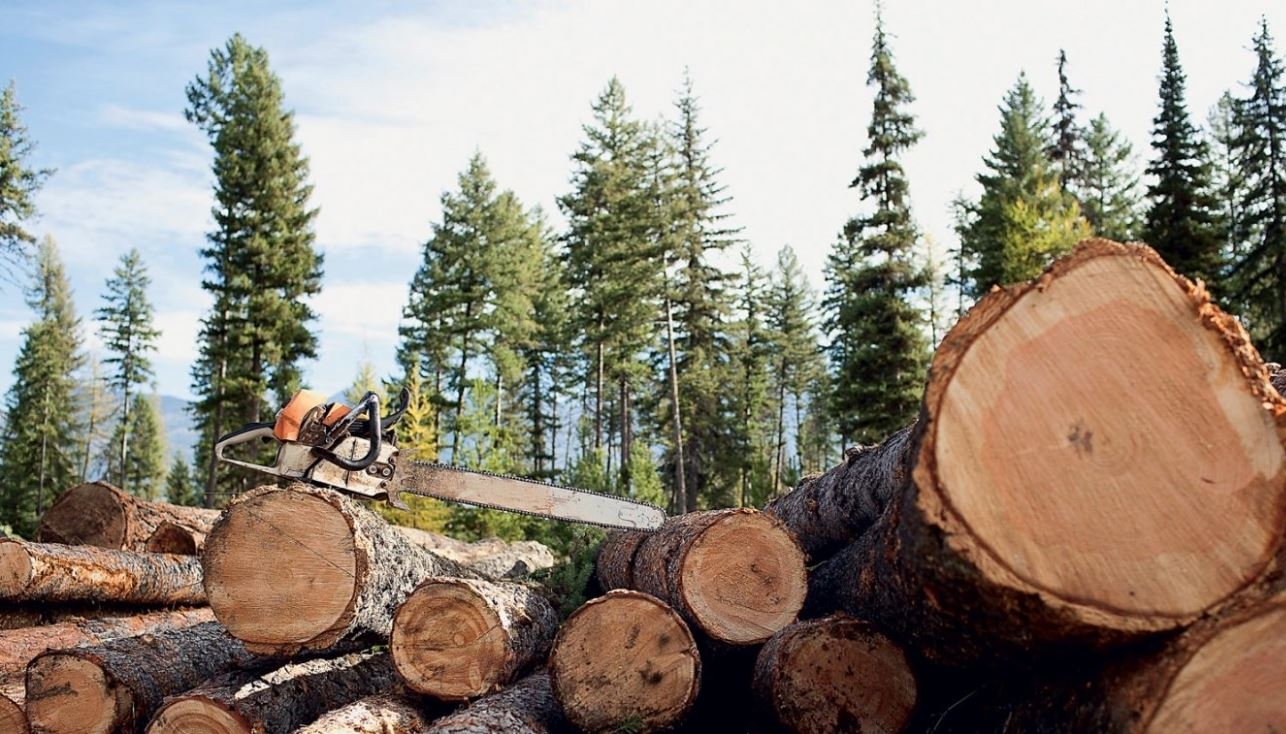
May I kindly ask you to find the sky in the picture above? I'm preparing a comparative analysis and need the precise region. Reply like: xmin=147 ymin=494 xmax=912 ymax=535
xmin=0 ymin=0 xmax=1282 ymax=403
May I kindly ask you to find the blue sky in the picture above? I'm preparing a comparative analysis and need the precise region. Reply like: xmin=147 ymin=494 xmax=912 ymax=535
xmin=1 ymin=0 xmax=1283 ymax=402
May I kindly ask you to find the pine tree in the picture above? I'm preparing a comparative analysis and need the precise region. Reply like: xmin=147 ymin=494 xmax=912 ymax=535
xmin=185 ymin=34 xmax=323 ymax=506
xmin=1209 ymin=92 xmax=1246 ymax=264
xmin=165 ymin=453 xmax=201 ymax=507
xmin=0 ymin=81 xmax=53 ymax=274
xmin=766 ymin=246 xmax=822 ymax=495
xmin=104 ymin=393 xmax=165 ymax=500
xmin=1143 ymin=14 xmax=1223 ymax=290
xmin=727 ymin=246 xmax=775 ymax=508
xmin=824 ymin=10 xmax=932 ymax=446
xmin=345 ymin=360 xmax=386 ymax=406
xmin=0 ymin=237 xmax=83 ymax=536
xmin=1049 ymin=50 xmax=1087 ymax=194
xmin=73 ymin=357 xmax=116 ymax=483
xmin=1081 ymin=113 xmax=1143 ymax=241
xmin=957 ymin=73 xmax=1090 ymax=294
xmin=519 ymin=227 xmax=573 ymax=481
xmin=558 ymin=78 xmax=664 ymax=488
xmin=1229 ymin=18 xmax=1286 ymax=356
xmin=95 ymin=248 xmax=160 ymax=492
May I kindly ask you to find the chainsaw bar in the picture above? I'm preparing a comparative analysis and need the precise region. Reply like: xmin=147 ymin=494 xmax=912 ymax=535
xmin=394 ymin=461 xmax=668 ymax=532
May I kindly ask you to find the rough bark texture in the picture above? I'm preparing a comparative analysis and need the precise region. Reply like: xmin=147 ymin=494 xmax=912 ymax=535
xmin=38 ymin=482 xmax=219 ymax=554
xmin=425 ymin=671 xmax=569 ymax=734
xmin=549 ymin=590 xmax=700 ymax=734
xmin=597 ymin=509 xmax=806 ymax=645
xmin=594 ymin=531 xmax=645 ymax=591
xmin=806 ymin=239 xmax=1286 ymax=664
xmin=752 ymin=615 xmax=917 ymax=734
xmin=145 ymin=522 xmax=206 ymax=555
xmin=203 ymin=484 xmax=478 ymax=656
xmin=25 ymin=621 xmax=264 ymax=734
xmin=395 ymin=529 xmax=555 ymax=579
xmin=0 ymin=607 xmax=212 ymax=689
xmin=292 ymin=692 xmax=447 ymax=734
xmin=146 ymin=652 xmax=399 ymax=734
xmin=392 ymin=577 xmax=558 ymax=700
xmin=0 ymin=540 xmax=205 ymax=606
xmin=763 ymin=426 xmax=914 ymax=562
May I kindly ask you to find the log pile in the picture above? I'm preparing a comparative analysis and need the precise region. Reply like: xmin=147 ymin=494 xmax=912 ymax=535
xmin=2 ymin=239 xmax=1283 ymax=733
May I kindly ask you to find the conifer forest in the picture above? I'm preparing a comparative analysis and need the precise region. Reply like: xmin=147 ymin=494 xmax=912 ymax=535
xmin=0 ymin=7 xmax=1283 ymax=560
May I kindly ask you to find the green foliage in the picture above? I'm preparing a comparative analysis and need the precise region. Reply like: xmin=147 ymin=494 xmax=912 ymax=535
xmin=345 ymin=361 xmax=386 ymax=406
xmin=165 ymin=452 xmax=202 ymax=507
xmin=0 ymin=81 xmax=53 ymax=275
xmin=1143 ymin=14 xmax=1223 ymax=292
xmin=186 ymin=34 xmax=323 ymax=507
xmin=726 ymin=246 xmax=776 ymax=508
xmin=527 ymin=526 xmax=606 ymax=619
xmin=957 ymin=73 xmax=1090 ymax=295
xmin=103 ymin=393 xmax=166 ymax=500
xmin=1081 ymin=113 xmax=1142 ymax=241
xmin=825 ymin=13 xmax=932 ymax=446
xmin=0 ymin=237 xmax=83 ymax=535
xmin=372 ymin=494 xmax=452 ymax=533
xmin=1049 ymin=50 xmax=1087 ymax=194
xmin=768 ymin=247 xmax=823 ymax=493
xmin=1228 ymin=18 xmax=1286 ymax=357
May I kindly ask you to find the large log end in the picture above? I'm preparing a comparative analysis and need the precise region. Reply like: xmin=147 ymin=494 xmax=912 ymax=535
xmin=146 ymin=697 xmax=251 ymax=734
xmin=0 ymin=542 xmax=32 ymax=598
xmin=25 ymin=654 xmax=127 ymax=734
xmin=37 ymin=483 xmax=129 ymax=549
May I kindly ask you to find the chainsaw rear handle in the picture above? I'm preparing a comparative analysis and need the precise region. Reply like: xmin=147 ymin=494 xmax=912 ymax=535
xmin=213 ymin=423 xmax=285 ymax=475
xmin=313 ymin=391 xmax=382 ymax=471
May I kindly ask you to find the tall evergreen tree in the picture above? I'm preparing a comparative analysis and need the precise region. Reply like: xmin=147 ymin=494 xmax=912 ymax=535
xmin=1049 ymin=50 xmax=1087 ymax=194
xmin=767 ymin=246 xmax=823 ymax=494
xmin=1208 ymin=92 xmax=1246 ymax=264
xmin=0 ymin=81 xmax=53 ymax=274
xmin=95 ymin=248 xmax=160 ymax=492
xmin=727 ymin=246 xmax=775 ymax=508
xmin=73 ymin=357 xmax=115 ymax=483
xmin=957 ymin=73 xmax=1090 ymax=295
xmin=1143 ymin=14 xmax=1223 ymax=289
xmin=558 ymin=78 xmax=664 ymax=491
xmin=1081 ymin=113 xmax=1143 ymax=241
xmin=103 ymin=393 xmax=165 ymax=500
xmin=0 ymin=237 xmax=82 ymax=535
xmin=185 ymin=34 xmax=323 ymax=506
xmin=824 ymin=10 xmax=931 ymax=446
xmin=519 ymin=227 xmax=573 ymax=481
xmin=1229 ymin=18 xmax=1286 ymax=356
xmin=165 ymin=453 xmax=201 ymax=507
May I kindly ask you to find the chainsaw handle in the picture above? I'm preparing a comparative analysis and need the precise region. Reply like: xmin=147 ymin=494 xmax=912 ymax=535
xmin=315 ymin=392 xmax=382 ymax=471
xmin=213 ymin=423 xmax=284 ymax=475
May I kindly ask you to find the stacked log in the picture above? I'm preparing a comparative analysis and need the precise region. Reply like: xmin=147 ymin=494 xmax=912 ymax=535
xmin=395 ymin=528 xmax=556 ymax=578
xmin=0 ymin=540 xmax=205 ymax=606
xmin=38 ymin=482 xmax=219 ymax=554
xmin=391 ymin=577 xmax=558 ymax=700
xmin=201 ymin=484 xmax=477 ymax=655
xmin=0 ymin=690 xmax=25 ymax=734
xmin=293 ymin=693 xmax=446 ymax=734
xmin=423 ymin=671 xmax=568 ymax=734
xmin=548 ymin=590 xmax=700 ymax=733
xmin=597 ymin=508 xmax=807 ymax=646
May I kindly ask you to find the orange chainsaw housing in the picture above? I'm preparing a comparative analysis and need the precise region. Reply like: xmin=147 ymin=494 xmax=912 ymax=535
xmin=272 ymin=389 xmax=350 ymax=441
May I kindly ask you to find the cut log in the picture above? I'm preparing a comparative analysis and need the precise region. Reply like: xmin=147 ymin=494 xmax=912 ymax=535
xmin=395 ymin=528 xmax=556 ymax=578
xmin=292 ymin=692 xmax=447 ymax=734
xmin=425 ymin=671 xmax=567 ymax=734
xmin=0 ymin=602 xmax=207 ymax=631
xmin=1 ymin=688 xmax=26 ymax=734
xmin=146 ymin=652 xmax=398 ymax=734
xmin=548 ymin=590 xmax=700 ymax=733
xmin=0 ymin=607 xmax=212 ymax=688
xmin=0 ymin=540 xmax=204 ymax=606
xmin=145 ymin=522 xmax=206 ymax=555
xmin=202 ymin=484 xmax=477 ymax=655
xmin=596 ymin=509 xmax=806 ymax=645
xmin=752 ymin=615 xmax=917 ymax=734
xmin=38 ymin=482 xmax=219 ymax=554
xmin=805 ymin=239 xmax=1286 ymax=661
xmin=25 ymin=620 xmax=263 ymax=734
xmin=392 ymin=577 xmax=558 ymax=701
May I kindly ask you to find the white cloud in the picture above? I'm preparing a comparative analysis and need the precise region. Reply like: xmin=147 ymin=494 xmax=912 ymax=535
xmin=100 ymin=104 xmax=194 ymax=136
xmin=311 ymin=280 xmax=409 ymax=342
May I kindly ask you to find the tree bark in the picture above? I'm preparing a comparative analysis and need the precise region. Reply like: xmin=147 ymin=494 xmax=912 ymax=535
xmin=146 ymin=651 xmax=398 ymax=734
xmin=292 ymin=693 xmax=447 ymax=734
xmin=548 ymin=590 xmax=700 ymax=734
xmin=0 ymin=540 xmax=204 ymax=606
xmin=393 ymin=529 xmax=555 ymax=578
xmin=391 ymin=577 xmax=558 ymax=701
xmin=805 ymin=239 xmax=1286 ymax=663
xmin=202 ymin=484 xmax=477 ymax=655
xmin=424 ymin=671 xmax=569 ymax=734
xmin=38 ymin=482 xmax=220 ymax=554
xmin=0 ymin=607 xmax=212 ymax=688
xmin=596 ymin=509 xmax=806 ymax=645
xmin=25 ymin=620 xmax=265 ymax=734
xmin=751 ymin=615 xmax=917 ymax=734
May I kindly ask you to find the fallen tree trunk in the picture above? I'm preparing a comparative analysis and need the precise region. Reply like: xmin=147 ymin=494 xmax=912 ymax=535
xmin=596 ymin=509 xmax=806 ymax=645
xmin=202 ymin=484 xmax=478 ymax=655
xmin=145 ymin=522 xmax=206 ymax=555
xmin=146 ymin=651 xmax=398 ymax=734
xmin=25 ymin=620 xmax=263 ymax=734
xmin=395 ymin=528 xmax=555 ymax=578
xmin=804 ymin=239 xmax=1286 ymax=662
xmin=425 ymin=671 xmax=568 ymax=734
xmin=548 ymin=590 xmax=700 ymax=734
xmin=392 ymin=577 xmax=558 ymax=700
xmin=292 ymin=692 xmax=447 ymax=734
xmin=0 ymin=603 xmax=209 ymax=630
xmin=752 ymin=615 xmax=917 ymax=734
xmin=0 ymin=540 xmax=205 ymax=606
xmin=38 ymin=482 xmax=219 ymax=554
xmin=0 ymin=607 xmax=212 ymax=688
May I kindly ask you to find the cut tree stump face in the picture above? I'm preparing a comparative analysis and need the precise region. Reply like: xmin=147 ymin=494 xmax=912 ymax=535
xmin=391 ymin=581 xmax=509 ymax=699
xmin=934 ymin=255 xmax=1286 ymax=619
xmin=26 ymin=655 xmax=125 ymax=734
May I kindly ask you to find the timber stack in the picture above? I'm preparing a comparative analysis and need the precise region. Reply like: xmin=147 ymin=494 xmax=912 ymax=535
xmin=0 ymin=238 xmax=1283 ymax=733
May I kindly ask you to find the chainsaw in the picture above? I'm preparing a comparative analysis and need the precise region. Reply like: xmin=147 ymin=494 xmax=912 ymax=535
xmin=213 ymin=388 xmax=667 ymax=531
